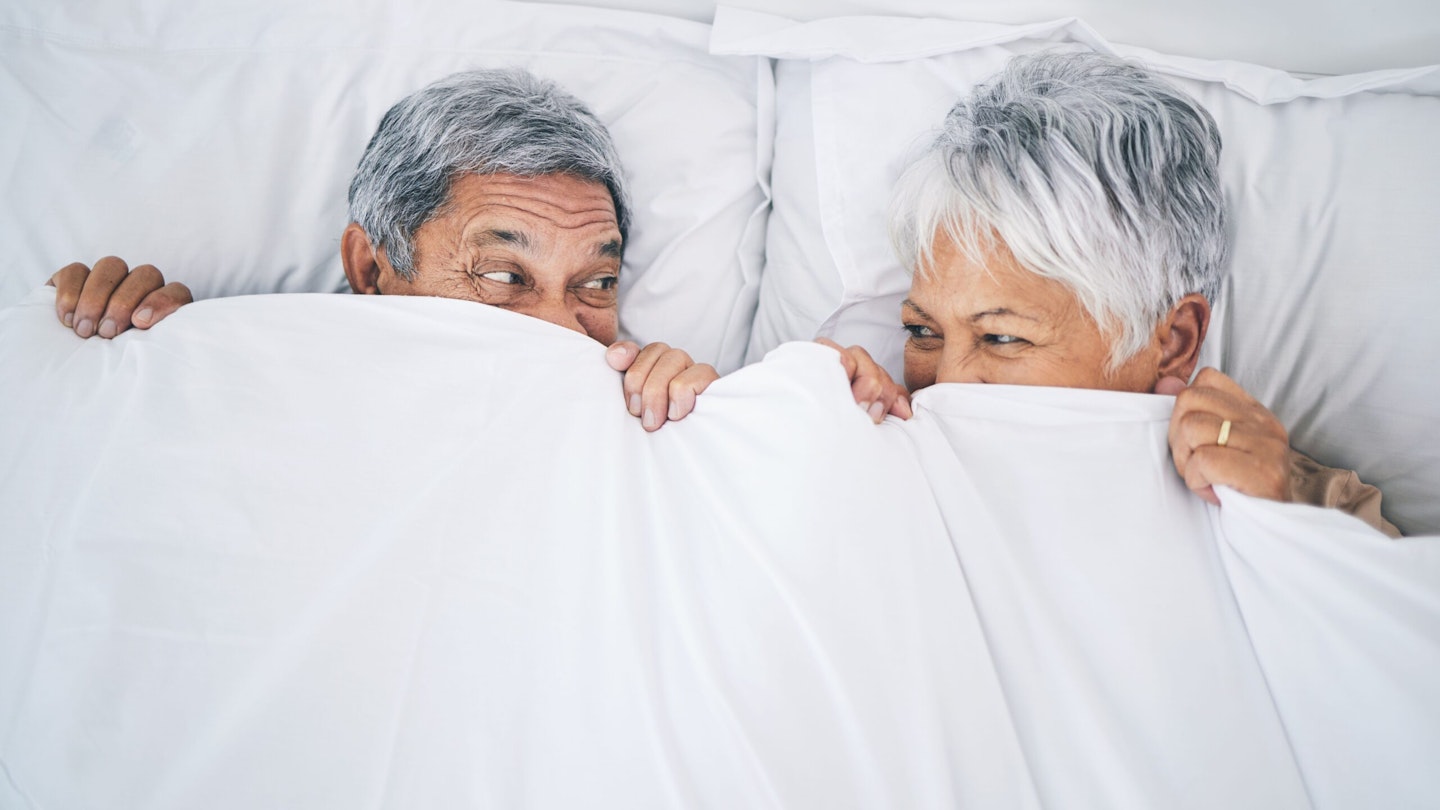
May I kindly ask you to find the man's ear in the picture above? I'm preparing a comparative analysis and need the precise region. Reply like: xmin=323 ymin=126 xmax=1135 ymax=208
xmin=1156 ymin=293 xmax=1211 ymax=382
xmin=341 ymin=223 xmax=383 ymax=294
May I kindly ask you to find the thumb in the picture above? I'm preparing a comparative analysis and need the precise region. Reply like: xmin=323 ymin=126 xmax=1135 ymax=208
xmin=1154 ymin=375 xmax=1188 ymax=397
xmin=605 ymin=341 xmax=639 ymax=371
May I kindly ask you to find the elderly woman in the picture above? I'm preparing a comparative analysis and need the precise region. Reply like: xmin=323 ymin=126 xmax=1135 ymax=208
xmin=878 ymin=50 xmax=1395 ymax=534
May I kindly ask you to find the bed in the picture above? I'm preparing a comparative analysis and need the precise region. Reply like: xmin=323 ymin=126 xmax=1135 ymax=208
xmin=2 ymin=0 xmax=1438 ymax=807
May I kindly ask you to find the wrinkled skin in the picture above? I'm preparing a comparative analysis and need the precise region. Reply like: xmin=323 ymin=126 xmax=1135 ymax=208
xmin=894 ymin=233 xmax=1289 ymax=505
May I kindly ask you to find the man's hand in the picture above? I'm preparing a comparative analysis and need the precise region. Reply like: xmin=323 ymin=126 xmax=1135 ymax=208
xmin=606 ymin=341 xmax=719 ymax=432
xmin=1160 ymin=367 xmax=1290 ymax=505
xmin=48 ymin=256 xmax=193 ymax=339
xmin=815 ymin=338 xmax=913 ymax=424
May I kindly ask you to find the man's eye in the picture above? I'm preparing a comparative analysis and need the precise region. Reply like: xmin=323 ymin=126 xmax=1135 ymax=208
xmin=580 ymin=276 xmax=618 ymax=291
xmin=983 ymin=333 xmax=1027 ymax=346
xmin=904 ymin=324 xmax=939 ymax=340
xmin=479 ymin=270 xmax=524 ymax=285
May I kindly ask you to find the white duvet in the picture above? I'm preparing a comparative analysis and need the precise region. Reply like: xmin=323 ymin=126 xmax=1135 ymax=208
xmin=1 ymin=289 xmax=1436 ymax=809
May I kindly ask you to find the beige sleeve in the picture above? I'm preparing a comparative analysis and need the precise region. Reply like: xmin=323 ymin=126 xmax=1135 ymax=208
xmin=1288 ymin=449 xmax=1402 ymax=538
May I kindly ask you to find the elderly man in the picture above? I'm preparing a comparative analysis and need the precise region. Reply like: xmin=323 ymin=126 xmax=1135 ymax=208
xmin=883 ymin=50 xmax=1395 ymax=533
xmin=47 ymin=69 xmax=915 ymax=429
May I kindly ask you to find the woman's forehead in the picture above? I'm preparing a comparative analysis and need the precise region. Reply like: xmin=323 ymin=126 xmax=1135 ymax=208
xmin=910 ymin=242 xmax=1077 ymax=323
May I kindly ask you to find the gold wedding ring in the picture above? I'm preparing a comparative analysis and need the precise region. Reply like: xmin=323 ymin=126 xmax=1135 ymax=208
xmin=1217 ymin=419 xmax=1232 ymax=448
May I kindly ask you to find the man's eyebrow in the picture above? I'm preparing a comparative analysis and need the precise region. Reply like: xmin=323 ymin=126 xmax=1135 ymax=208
xmin=596 ymin=239 xmax=623 ymax=259
xmin=467 ymin=229 xmax=533 ymax=251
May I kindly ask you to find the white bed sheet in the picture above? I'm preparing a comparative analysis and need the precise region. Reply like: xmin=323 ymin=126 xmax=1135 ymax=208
xmin=1 ymin=289 xmax=1436 ymax=808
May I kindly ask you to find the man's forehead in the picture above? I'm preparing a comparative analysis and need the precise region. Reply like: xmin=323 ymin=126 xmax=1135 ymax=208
xmin=447 ymin=171 xmax=618 ymax=226
xmin=468 ymin=227 xmax=622 ymax=259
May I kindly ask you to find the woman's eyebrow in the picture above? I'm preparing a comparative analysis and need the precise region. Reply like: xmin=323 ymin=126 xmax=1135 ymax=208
xmin=901 ymin=298 xmax=932 ymax=319
xmin=971 ymin=307 xmax=1041 ymax=323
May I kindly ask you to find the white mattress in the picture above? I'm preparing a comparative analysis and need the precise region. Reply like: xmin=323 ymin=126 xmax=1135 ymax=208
xmin=2 ymin=289 xmax=1435 ymax=808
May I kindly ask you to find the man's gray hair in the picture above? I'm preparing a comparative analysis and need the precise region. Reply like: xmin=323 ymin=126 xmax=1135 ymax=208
xmin=348 ymin=68 xmax=631 ymax=279
xmin=889 ymin=51 xmax=1228 ymax=369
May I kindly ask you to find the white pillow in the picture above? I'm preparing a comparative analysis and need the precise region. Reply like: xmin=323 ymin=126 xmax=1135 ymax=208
xmin=704 ymin=0 xmax=1440 ymax=75
xmin=0 ymin=0 xmax=772 ymax=372
xmin=713 ymin=9 xmax=1440 ymax=535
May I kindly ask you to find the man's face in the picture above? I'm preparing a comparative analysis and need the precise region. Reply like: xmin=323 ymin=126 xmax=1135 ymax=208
xmin=377 ymin=172 xmax=623 ymax=345
xmin=901 ymin=232 xmax=1160 ymax=393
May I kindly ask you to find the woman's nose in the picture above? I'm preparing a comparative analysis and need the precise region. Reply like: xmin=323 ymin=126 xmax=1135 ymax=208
xmin=936 ymin=347 xmax=985 ymax=384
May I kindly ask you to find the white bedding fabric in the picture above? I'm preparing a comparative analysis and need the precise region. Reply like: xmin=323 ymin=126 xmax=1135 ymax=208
xmin=1 ymin=289 xmax=1437 ymax=809
xmin=526 ymin=0 xmax=1440 ymax=76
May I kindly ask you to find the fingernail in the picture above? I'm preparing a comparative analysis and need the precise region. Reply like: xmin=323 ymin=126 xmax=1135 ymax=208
xmin=98 ymin=318 xmax=116 ymax=338
xmin=643 ymin=408 xmax=658 ymax=429
xmin=858 ymin=400 xmax=873 ymax=415
xmin=134 ymin=307 xmax=152 ymax=325
xmin=628 ymin=394 xmax=641 ymax=416
xmin=76 ymin=318 xmax=94 ymax=337
xmin=62 ymin=311 xmax=74 ymax=328
xmin=668 ymin=400 xmax=681 ymax=421
xmin=868 ymin=401 xmax=886 ymax=422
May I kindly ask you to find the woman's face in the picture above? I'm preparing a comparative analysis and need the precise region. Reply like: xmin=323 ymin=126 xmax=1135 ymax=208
xmin=902 ymin=233 xmax=1162 ymax=394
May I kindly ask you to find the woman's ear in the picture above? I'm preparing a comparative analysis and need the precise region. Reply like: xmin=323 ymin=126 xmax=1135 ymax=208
xmin=1156 ymin=294 xmax=1212 ymax=382
xmin=341 ymin=223 xmax=383 ymax=294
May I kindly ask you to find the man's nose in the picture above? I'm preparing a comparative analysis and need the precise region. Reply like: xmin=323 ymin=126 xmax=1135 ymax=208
xmin=521 ymin=297 xmax=588 ymax=337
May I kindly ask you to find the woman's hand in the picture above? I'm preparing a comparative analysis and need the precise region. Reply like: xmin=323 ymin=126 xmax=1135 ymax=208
xmin=1160 ymin=367 xmax=1290 ymax=505
xmin=49 ymin=256 xmax=192 ymax=338
xmin=815 ymin=338 xmax=913 ymax=424
xmin=606 ymin=341 xmax=719 ymax=432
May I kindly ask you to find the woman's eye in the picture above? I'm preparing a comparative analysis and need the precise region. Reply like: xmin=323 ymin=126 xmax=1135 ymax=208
xmin=904 ymin=324 xmax=939 ymax=340
xmin=479 ymin=270 xmax=524 ymax=285
xmin=580 ymin=275 xmax=618 ymax=291
xmin=983 ymin=333 xmax=1027 ymax=346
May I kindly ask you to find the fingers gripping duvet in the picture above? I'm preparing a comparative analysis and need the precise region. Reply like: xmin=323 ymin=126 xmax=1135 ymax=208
xmin=0 ymin=289 xmax=1435 ymax=809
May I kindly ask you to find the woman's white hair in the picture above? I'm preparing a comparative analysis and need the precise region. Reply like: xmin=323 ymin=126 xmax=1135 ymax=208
xmin=348 ymin=68 xmax=630 ymax=280
xmin=889 ymin=51 xmax=1228 ymax=370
